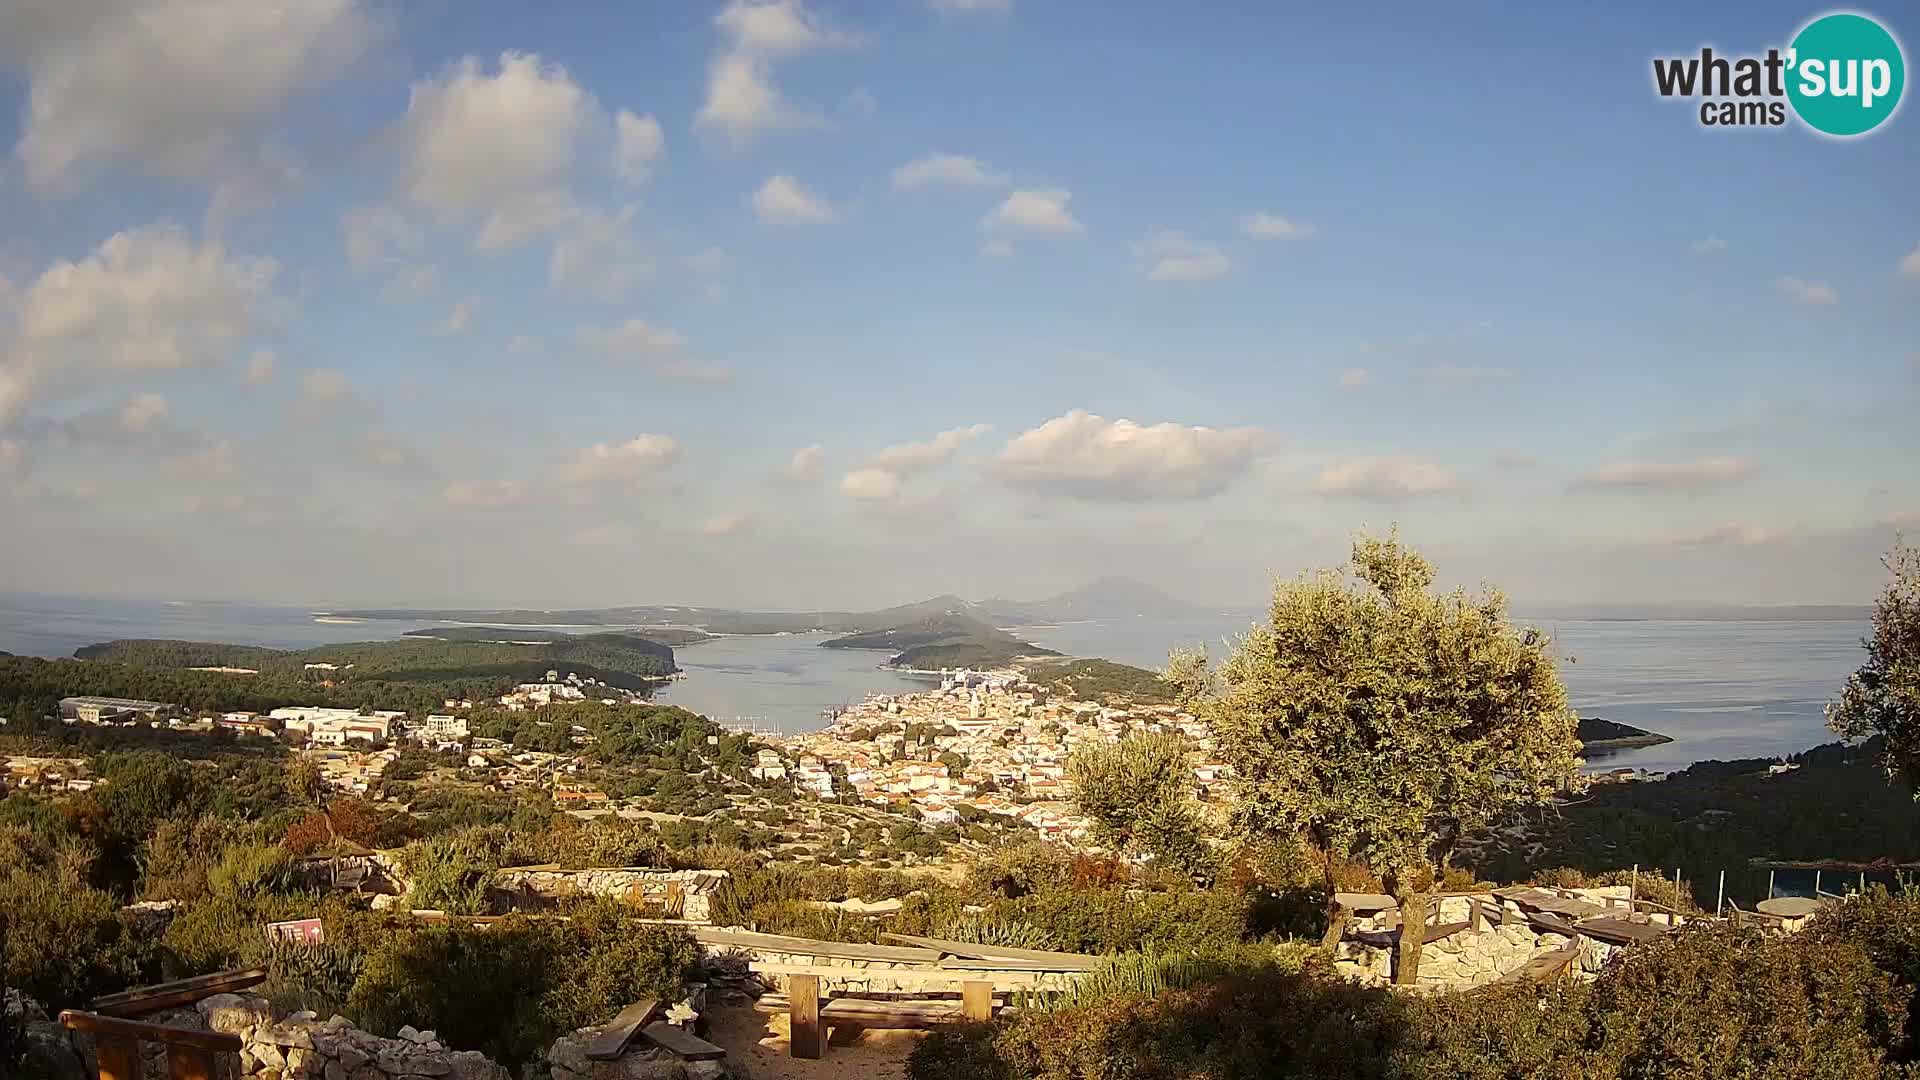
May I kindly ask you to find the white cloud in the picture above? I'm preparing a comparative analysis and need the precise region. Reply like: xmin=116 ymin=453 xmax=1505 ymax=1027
xmin=1241 ymin=212 xmax=1316 ymax=239
xmin=401 ymin=52 xmax=592 ymax=215
xmin=1 ymin=0 xmax=372 ymax=190
xmin=1776 ymin=276 xmax=1837 ymax=305
xmin=167 ymin=439 xmax=238 ymax=480
xmin=695 ymin=1 xmax=857 ymax=145
xmin=980 ymin=238 xmax=1015 ymax=259
xmin=443 ymin=479 xmax=527 ymax=509
xmin=10 ymin=223 xmax=278 ymax=400
xmin=840 ymin=467 xmax=900 ymax=501
xmin=703 ymin=512 xmax=754 ymax=536
xmin=1691 ymin=235 xmax=1727 ymax=254
xmin=341 ymin=205 xmax=421 ymax=271
xmin=246 ymin=349 xmax=277 ymax=385
xmin=984 ymin=188 xmax=1081 ymax=233
xmin=892 ymin=152 xmax=1008 ymax=190
xmin=1312 ymin=454 xmax=1458 ymax=500
xmin=993 ymin=409 xmax=1268 ymax=500
xmin=930 ymin=0 xmax=1013 ymax=12
xmin=614 ymin=110 xmax=665 ymax=183
xmin=784 ymin=444 xmax=824 ymax=480
xmin=579 ymin=319 xmax=688 ymax=355
xmin=751 ymin=174 xmax=834 ymax=224
xmin=1900 ymin=242 xmax=1920 ymax=279
xmin=1135 ymin=229 xmax=1230 ymax=281
xmin=1671 ymin=521 xmax=1791 ymax=547
xmin=441 ymin=297 xmax=478 ymax=335
xmin=871 ymin=424 xmax=991 ymax=476
xmin=1338 ymin=368 xmax=1372 ymax=389
xmin=1574 ymin=457 xmax=1754 ymax=491
xmin=0 ymin=368 xmax=31 ymax=430
xmin=298 ymin=368 xmax=349 ymax=405
xmin=560 ymin=435 xmax=684 ymax=486
xmin=547 ymin=203 xmax=650 ymax=297
xmin=115 ymin=392 xmax=169 ymax=435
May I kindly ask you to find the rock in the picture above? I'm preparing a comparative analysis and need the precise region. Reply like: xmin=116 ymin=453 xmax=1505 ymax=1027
xmin=411 ymin=1029 xmax=439 ymax=1044
xmin=379 ymin=1049 xmax=452 ymax=1077
xmin=684 ymin=1062 xmax=728 ymax=1080
xmin=400 ymin=1025 xmax=422 ymax=1042
xmin=349 ymin=1067 xmax=383 ymax=1080
xmin=326 ymin=1061 xmax=349 ymax=1080
xmin=337 ymin=1041 xmax=371 ymax=1071
xmin=548 ymin=1037 xmax=592 ymax=1076
xmin=589 ymin=1060 xmax=685 ymax=1080
xmin=23 ymin=1021 xmax=88 ymax=1080
xmin=256 ymin=1041 xmax=288 ymax=1072
xmin=446 ymin=1051 xmax=512 ymax=1080
xmin=202 ymin=993 xmax=274 ymax=1036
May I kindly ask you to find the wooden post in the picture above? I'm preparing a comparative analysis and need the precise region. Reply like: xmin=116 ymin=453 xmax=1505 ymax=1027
xmin=789 ymin=974 xmax=821 ymax=1060
xmin=1768 ymin=869 xmax=1776 ymax=900
xmin=1716 ymin=870 xmax=1725 ymax=917
xmin=168 ymin=1043 xmax=218 ymax=1080
xmin=95 ymin=1035 xmax=140 ymax=1080
xmin=1815 ymin=870 xmax=1822 ymax=897
xmin=1630 ymin=864 xmax=1638 ymax=916
xmin=1469 ymin=897 xmax=1484 ymax=931
xmin=962 ymin=980 xmax=993 ymax=1023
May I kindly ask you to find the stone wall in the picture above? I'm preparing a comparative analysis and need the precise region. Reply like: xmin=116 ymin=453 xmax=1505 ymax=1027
xmin=490 ymin=868 xmax=730 ymax=923
xmin=208 ymin=995 xmax=512 ymax=1080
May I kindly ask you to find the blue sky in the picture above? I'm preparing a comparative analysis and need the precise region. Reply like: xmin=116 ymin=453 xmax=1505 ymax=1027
xmin=0 ymin=0 xmax=1915 ymax=609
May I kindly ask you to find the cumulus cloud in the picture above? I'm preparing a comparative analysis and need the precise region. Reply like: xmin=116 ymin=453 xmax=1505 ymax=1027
xmin=695 ymin=1 xmax=857 ymax=145
xmin=443 ymin=479 xmax=527 ymax=509
xmin=341 ymin=205 xmax=421 ymax=271
xmin=1 ymin=0 xmax=372 ymax=190
xmin=751 ymin=174 xmax=834 ymax=223
xmin=1135 ymin=229 xmax=1230 ymax=281
xmin=1573 ymin=457 xmax=1754 ymax=491
xmin=1691 ymin=235 xmax=1727 ymax=254
xmin=441 ymin=297 xmax=478 ymax=335
xmin=167 ymin=439 xmax=239 ymax=480
xmin=1900 ymin=242 xmax=1920 ymax=279
xmin=1670 ymin=521 xmax=1791 ymax=547
xmin=1338 ymin=368 xmax=1371 ymax=389
xmin=992 ymin=409 xmax=1268 ymax=500
xmin=703 ymin=512 xmax=754 ymax=536
xmin=578 ymin=318 xmax=727 ymax=381
xmin=401 ymin=52 xmax=592 ymax=215
xmin=984 ymin=189 xmax=1081 ymax=233
xmin=1241 ymin=212 xmax=1316 ymax=239
xmin=892 ymin=152 xmax=1008 ymax=190
xmin=840 ymin=467 xmax=900 ymax=501
xmin=871 ymin=424 xmax=991 ymax=475
xmin=115 ymin=392 xmax=169 ymax=434
xmin=2 ymin=224 xmax=278 ymax=422
xmin=784 ymin=444 xmax=824 ymax=480
xmin=1311 ymin=454 xmax=1458 ymax=500
xmin=613 ymin=110 xmax=664 ymax=183
xmin=559 ymin=434 xmax=684 ymax=486
xmin=1776 ymin=276 xmax=1837 ymax=305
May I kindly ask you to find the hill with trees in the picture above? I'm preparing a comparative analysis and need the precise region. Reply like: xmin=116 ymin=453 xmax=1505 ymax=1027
xmin=821 ymin=612 xmax=1060 ymax=669
xmin=1020 ymin=657 xmax=1177 ymax=703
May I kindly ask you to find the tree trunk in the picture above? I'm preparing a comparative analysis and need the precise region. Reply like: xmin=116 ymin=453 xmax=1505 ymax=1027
xmin=1320 ymin=899 xmax=1348 ymax=948
xmin=1393 ymin=887 xmax=1428 ymax=986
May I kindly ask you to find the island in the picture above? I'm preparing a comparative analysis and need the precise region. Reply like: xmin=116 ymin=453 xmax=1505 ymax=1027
xmin=821 ymin=612 xmax=1059 ymax=670
xmin=1576 ymin=717 xmax=1674 ymax=754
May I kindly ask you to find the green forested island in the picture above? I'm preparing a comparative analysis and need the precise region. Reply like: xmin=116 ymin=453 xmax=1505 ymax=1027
xmin=1020 ymin=656 xmax=1178 ymax=703
xmin=821 ymin=612 xmax=1059 ymax=669
xmin=402 ymin=625 xmax=711 ymax=647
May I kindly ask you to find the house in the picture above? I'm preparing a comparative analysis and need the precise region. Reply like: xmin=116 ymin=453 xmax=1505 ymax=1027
xmin=60 ymin=696 xmax=170 ymax=724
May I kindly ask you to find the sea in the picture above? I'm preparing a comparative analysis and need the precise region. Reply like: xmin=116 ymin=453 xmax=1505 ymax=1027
xmin=0 ymin=592 xmax=1870 ymax=774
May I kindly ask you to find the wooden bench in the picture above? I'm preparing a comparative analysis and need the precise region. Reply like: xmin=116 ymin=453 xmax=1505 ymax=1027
xmin=62 ymin=1010 xmax=243 ymax=1080
xmin=772 ymin=971 xmax=1000 ymax=1059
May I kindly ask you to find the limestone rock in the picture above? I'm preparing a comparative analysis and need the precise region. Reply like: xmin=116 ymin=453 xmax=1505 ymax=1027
xmin=23 ymin=1021 xmax=88 ymax=1080
xmin=201 ymin=993 xmax=274 ymax=1036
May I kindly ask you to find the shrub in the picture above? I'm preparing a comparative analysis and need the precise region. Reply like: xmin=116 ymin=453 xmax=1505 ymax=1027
xmin=992 ymin=884 xmax=1253 ymax=954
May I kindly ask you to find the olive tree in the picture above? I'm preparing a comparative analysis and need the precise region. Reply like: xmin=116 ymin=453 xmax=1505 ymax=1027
xmin=1829 ymin=538 xmax=1920 ymax=793
xmin=1168 ymin=532 xmax=1582 ymax=983
xmin=1068 ymin=732 xmax=1213 ymax=880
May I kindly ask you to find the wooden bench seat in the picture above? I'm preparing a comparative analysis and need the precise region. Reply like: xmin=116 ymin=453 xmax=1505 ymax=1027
xmin=818 ymin=998 xmax=968 ymax=1028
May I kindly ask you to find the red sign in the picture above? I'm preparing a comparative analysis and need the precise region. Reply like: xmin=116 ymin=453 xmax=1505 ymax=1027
xmin=267 ymin=918 xmax=325 ymax=944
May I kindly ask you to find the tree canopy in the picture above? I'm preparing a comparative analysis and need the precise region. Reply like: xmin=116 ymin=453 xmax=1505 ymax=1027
xmin=1068 ymin=732 xmax=1212 ymax=880
xmin=1169 ymin=532 xmax=1582 ymax=981
xmin=1829 ymin=538 xmax=1920 ymax=795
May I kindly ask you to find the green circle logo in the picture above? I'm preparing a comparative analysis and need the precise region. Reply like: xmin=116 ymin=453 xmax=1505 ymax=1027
xmin=1787 ymin=12 xmax=1906 ymax=136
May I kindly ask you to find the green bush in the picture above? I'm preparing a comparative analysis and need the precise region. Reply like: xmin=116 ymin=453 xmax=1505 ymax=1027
xmin=991 ymin=884 xmax=1254 ymax=954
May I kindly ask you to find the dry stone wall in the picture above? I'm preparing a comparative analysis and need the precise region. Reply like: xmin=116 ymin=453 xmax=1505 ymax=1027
xmin=490 ymin=869 xmax=730 ymax=922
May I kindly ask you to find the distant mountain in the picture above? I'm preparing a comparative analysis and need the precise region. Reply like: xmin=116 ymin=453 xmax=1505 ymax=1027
xmin=821 ymin=612 xmax=1058 ymax=669
xmin=982 ymin=576 xmax=1206 ymax=623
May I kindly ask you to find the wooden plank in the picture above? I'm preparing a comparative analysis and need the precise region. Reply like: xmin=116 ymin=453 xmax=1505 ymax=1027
xmin=1497 ymin=939 xmax=1583 ymax=984
xmin=1575 ymin=917 xmax=1672 ymax=945
xmin=819 ymin=1000 xmax=962 ymax=1028
xmin=962 ymin=981 xmax=993 ymax=1023
xmin=751 ymin=962 xmax=1065 ymax=988
xmin=583 ymin=999 xmax=661 ymax=1061
xmin=1353 ymin=920 xmax=1471 ymax=947
xmin=640 ymin=1022 xmax=726 ymax=1062
xmin=694 ymin=927 xmax=941 ymax=964
xmin=95 ymin=1035 xmax=140 ymax=1080
xmin=790 ymin=974 xmax=821 ymax=1060
xmin=167 ymin=1043 xmax=219 ymax=1080
xmin=92 ymin=968 xmax=268 ymax=1017
xmin=1332 ymin=892 xmax=1398 ymax=912
xmin=878 ymin=933 xmax=1101 ymax=971
xmin=60 ymin=1010 xmax=244 ymax=1054
xmin=937 ymin=956 xmax=1072 ymax=972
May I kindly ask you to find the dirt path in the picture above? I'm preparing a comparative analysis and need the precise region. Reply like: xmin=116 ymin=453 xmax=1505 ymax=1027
xmin=703 ymin=1005 xmax=922 ymax=1080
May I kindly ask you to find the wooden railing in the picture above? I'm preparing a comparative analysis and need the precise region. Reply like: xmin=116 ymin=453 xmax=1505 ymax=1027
xmin=59 ymin=1010 xmax=241 ymax=1080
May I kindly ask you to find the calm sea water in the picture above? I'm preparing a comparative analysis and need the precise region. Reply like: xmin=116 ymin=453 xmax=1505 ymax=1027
xmin=0 ymin=593 xmax=1869 ymax=771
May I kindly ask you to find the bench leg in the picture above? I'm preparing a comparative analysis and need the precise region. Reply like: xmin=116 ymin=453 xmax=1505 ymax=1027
xmin=962 ymin=981 xmax=993 ymax=1023
xmin=96 ymin=1036 xmax=139 ymax=1080
xmin=790 ymin=974 xmax=821 ymax=1059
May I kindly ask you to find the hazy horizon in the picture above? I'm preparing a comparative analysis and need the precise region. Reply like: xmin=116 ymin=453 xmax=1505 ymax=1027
xmin=0 ymin=2 xmax=1914 ymax=612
